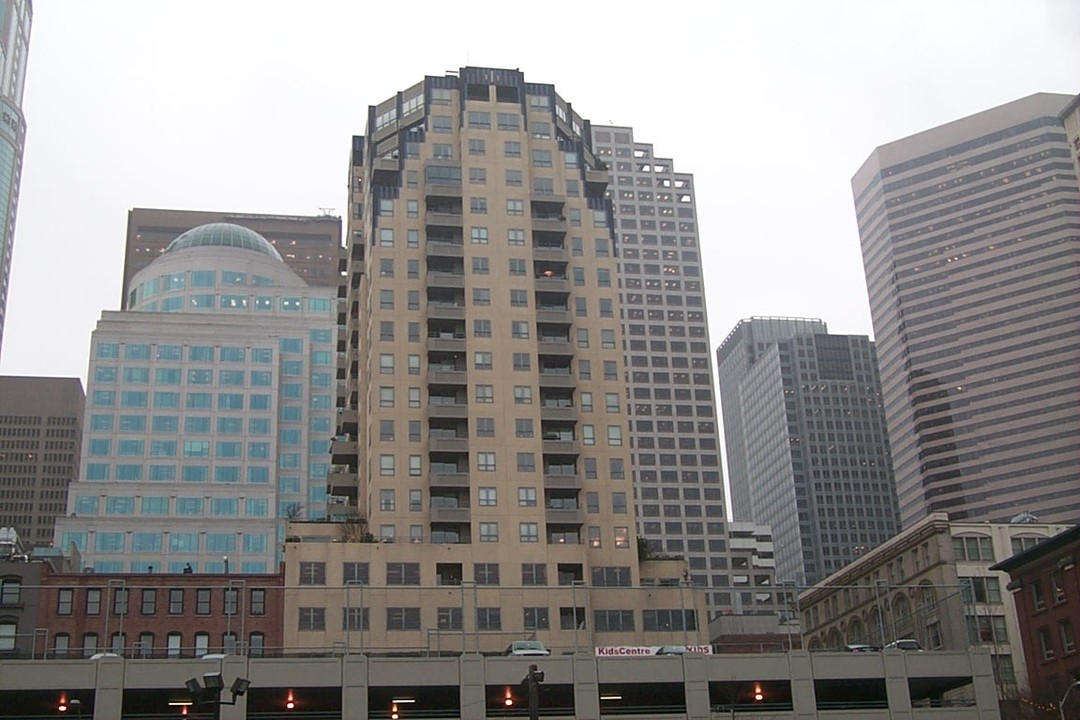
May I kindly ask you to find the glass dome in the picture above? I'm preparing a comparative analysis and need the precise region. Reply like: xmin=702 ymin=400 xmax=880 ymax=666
xmin=164 ymin=222 xmax=283 ymax=261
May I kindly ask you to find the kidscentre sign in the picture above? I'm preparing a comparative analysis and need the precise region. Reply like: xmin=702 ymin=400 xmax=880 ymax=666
xmin=595 ymin=645 xmax=713 ymax=656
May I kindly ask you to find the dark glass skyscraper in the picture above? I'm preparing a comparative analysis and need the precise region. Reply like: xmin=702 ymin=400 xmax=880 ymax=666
xmin=717 ymin=317 xmax=899 ymax=584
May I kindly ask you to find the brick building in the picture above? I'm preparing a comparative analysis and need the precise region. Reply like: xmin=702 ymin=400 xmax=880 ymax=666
xmin=992 ymin=524 xmax=1080 ymax=714
xmin=33 ymin=568 xmax=285 ymax=659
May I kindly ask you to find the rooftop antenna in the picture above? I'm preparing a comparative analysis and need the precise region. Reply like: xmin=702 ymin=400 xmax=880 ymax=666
xmin=318 ymin=207 xmax=335 ymax=217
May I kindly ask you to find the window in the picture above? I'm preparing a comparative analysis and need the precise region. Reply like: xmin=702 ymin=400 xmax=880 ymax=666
xmin=515 ymin=418 xmax=534 ymax=437
xmin=507 ymin=228 xmax=525 ymax=245
xmin=54 ymin=633 xmax=71 ymax=658
xmin=298 ymin=607 xmax=326 ymax=631
xmin=470 ymin=197 xmax=487 ymax=214
xmin=468 ymin=138 xmax=486 ymax=156
xmin=467 ymin=110 xmax=490 ymax=129
xmin=1060 ymin=619 xmax=1076 ymax=654
xmin=505 ymin=169 xmax=523 ymax=187
xmin=477 ymin=452 xmax=496 ymax=471
xmin=250 ymin=589 xmax=266 ymax=615
xmin=475 ymin=417 xmax=494 ymax=437
xmin=594 ymin=609 xmax=635 ymax=632
xmin=57 ymin=588 xmax=73 ymax=616
xmin=504 ymin=141 xmax=521 ymax=158
xmin=300 ymin=562 xmax=327 ymax=585
xmin=1031 ymin=579 xmax=1046 ymax=611
xmin=512 ymin=351 xmax=530 ymax=369
xmin=960 ymin=577 xmax=1002 ymax=604
xmin=532 ymin=149 xmax=552 ymax=167
xmin=520 ymin=522 xmax=539 ymax=543
xmin=0 ymin=578 xmax=20 ymax=606
xmin=166 ymin=632 xmax=181 ymax=658
xmin=343 ymin=607 xmax=369 ymax=631
xmin=497 ymin=112 xmax=519 ymax=131
xmin=386 ymin=607 xmax=421 ymax=630
xmin=474 ymin=351 xmax=493 ymax=370
xmin=953 ymin=536 xmax=994 ymax=561
xmin=474 ymin=563 xmax=500 ymax=585
xmin=196 ymin=589 xmax=212 ymax=615
xmin=82 ymin=632 xmax=99 ymax=658
xmin=478 ymin=487 xmax=497 ymax=506
xmin=511 ymin=321 xmax=529 ymax=339
xmin=169 ymin=589 xmax=184 ymax=614
xmin=469 ymin=167 xmax=486 ymax=184
xmin=387 ymin=563 xmax=420 ymax=585
xmin=1038 ymin=626 xmax=1054 ymax=659
xmin=514 ymin=386 xmax=532 ymax=404
xmin=475 ymin=384 xmax=494 ymax=404
xmin=479 ymin=522 xmax=499 ymax=542
xmin=614 ymin=527 xmax=631 ymax=548
xmin=519 ymin=487 xmax=537 ymax=507
xmin=470 ymin=226 xmax=489 ymax=244
xmin=524 ymin=607 xmax=550 ymax=630
xmin=509 ymin=258 xmax=527 ymax=276
xmin=476 ymin=607 xmax=502 ymax=630
xmin=516 ymin=453 xmax=536 ymax=472
xmin=437 ymin=607 xmax=462 ymax=631
xmin=643 ymin=609 xmax=698 ymax=631
xmin=86 ymin=589 xmax=102 ymax=615
xmin=506 ymin=199 xmax=524 ymax=216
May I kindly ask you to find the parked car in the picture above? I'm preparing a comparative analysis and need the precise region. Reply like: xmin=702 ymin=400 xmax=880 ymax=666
xmin=884 ymin=639 xmax=922 ymax=651
xmin=843 ymin=644 xmax=877 ymax=653
xmin=506 ymin=640 xmax=550 ymax=656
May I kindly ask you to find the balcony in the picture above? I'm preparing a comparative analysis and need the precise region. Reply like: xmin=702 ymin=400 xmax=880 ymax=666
xmin=426 ymin=241 xmax=464 ymax=258
xmin=531 ymin=215 xmax=568 ymax=234
xmin=372 ymin=156 xmax=399 ymax=183
xmin=538 ymin=372 xmax=575 ymax=389
xmin=330 ymin=439 xmax=358 ymax=464
xmin=585 ymin=168 xmax=609 ymax=193
xmin=426 ymin=401 xmax=468 ymax=419
xmin=542 ymin=438 xmax=580 ymax=454
xmin=425 ymin=210 xmax=464 ymax=228
xmin=545 ymin=507 xmax=584 ymax=525
xmin=427 ymin=334 xmax=466 ymax=352
xmin=429 ymin=435 xmax=469 ymax=453
xmin=532 ymin=244 xmax=568 ymax=262
xmin=534 ymin=275 xmax=569 ymax=293
xmin=539 ymin=404 xmax=578 ymax=422
xmin=326 ymin=469 xmax=358 ymax=498
xmin=535 ymin=308 xmax=571 ymax=324
xmin=428 ymin=367 xmax=467 ymax=385
xmin=430 ymin=471 xmax=469 ymax=488
xmin=336 ymin=408 xmax=359 ymax=435
xmin=426 ymin=272 xmax=465 ymax=289
xmin=543 ymin=472 xmax=581 ymax=490
xmin=537 ymin=338 xmax=573 ymax=356
xmin=427 ymin=303 xmax=465 ymax=320
xmin=430 ymin=506 xmax=471 ymax=523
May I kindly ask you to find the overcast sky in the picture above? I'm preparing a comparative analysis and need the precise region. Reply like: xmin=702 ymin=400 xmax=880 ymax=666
xmin=0 ymin=0 xmax=1077 ymax=381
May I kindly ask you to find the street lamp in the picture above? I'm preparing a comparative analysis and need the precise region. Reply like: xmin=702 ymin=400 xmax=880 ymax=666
xmin=521 ymin=663 xmax=545 ymax=720
xmin=1060 ymin=679 xmax=1080 ymax=720
xmin=184 ymin=673 xmax=250 ymax=720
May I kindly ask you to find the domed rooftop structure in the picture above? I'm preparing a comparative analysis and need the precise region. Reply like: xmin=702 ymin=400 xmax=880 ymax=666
xmin=164 ymin=222 xmax=283 ymax=261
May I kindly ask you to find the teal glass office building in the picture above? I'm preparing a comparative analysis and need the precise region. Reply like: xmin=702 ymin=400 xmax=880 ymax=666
xmin=53 ymin=224 xmax=338 ymax=573
xmin=0 ymin=0 xmax=31 ymax=359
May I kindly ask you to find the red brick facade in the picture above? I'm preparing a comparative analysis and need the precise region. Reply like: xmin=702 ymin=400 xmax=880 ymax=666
xmin=993 ymin=525 xmax=1080 ymax=711
xmin=34 ymin=568 xmax=284 ymax=658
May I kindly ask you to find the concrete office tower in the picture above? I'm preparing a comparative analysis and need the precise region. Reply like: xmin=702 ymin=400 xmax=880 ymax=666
xmin=0 ymin=0 xmax=31 ymax=359
xmin=852 ymin=93 xmax=1080 ymax=527
xmin=319 ymin=67 xmax=706 ymax=654
xmin=0 ymin=376 xmax=83 ymax=546
xmin=716 ymin=317 xmax=900 ymax=585
xmin=591 ymin=126 xmax=745 ymax=616
xmin=121 ymin=208 xmax=342 ymax=305
xmin=53 ymin=223 xmax=338 ymax=573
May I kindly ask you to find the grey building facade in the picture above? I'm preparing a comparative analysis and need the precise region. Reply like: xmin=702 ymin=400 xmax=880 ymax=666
xmin=0 ymin=375 xmax=83 ymax=547
xmin=852 ymin=92 xmax=1080 ymax=528
xmin=716 ymin=318 xmax=899 ymax=585
xmin=591 ymin=126 xmax=751 ymax=617
xmin=0 ymin=0 xmax=31 ymax=359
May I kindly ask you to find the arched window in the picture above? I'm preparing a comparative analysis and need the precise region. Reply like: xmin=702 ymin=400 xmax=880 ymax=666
xmin=893 ymin=593 xmax=912 ymax=630
xmin=248 ymin=631 xmax=265 ymax=657
xmin=848 ymin=617 xmax=865 ymax=645
xmin=826 ymin=628 xmax=843 ymax=649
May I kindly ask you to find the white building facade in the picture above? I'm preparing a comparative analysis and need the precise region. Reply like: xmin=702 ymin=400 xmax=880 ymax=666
xmin=54 ymin=224 xmax=338 ymax=573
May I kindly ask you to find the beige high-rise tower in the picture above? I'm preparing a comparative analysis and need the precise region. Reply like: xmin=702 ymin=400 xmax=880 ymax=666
xmin=852 ymin=93 xmax=1080 ymax=528
xmin=293 ymin=68 xmax=705 ymax=654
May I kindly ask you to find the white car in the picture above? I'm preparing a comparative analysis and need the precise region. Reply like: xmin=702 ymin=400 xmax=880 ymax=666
xmin=884 ymin=639 xmax=922 ymax=651
xmin=506 ymin=640 xmax=550 ymax=656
